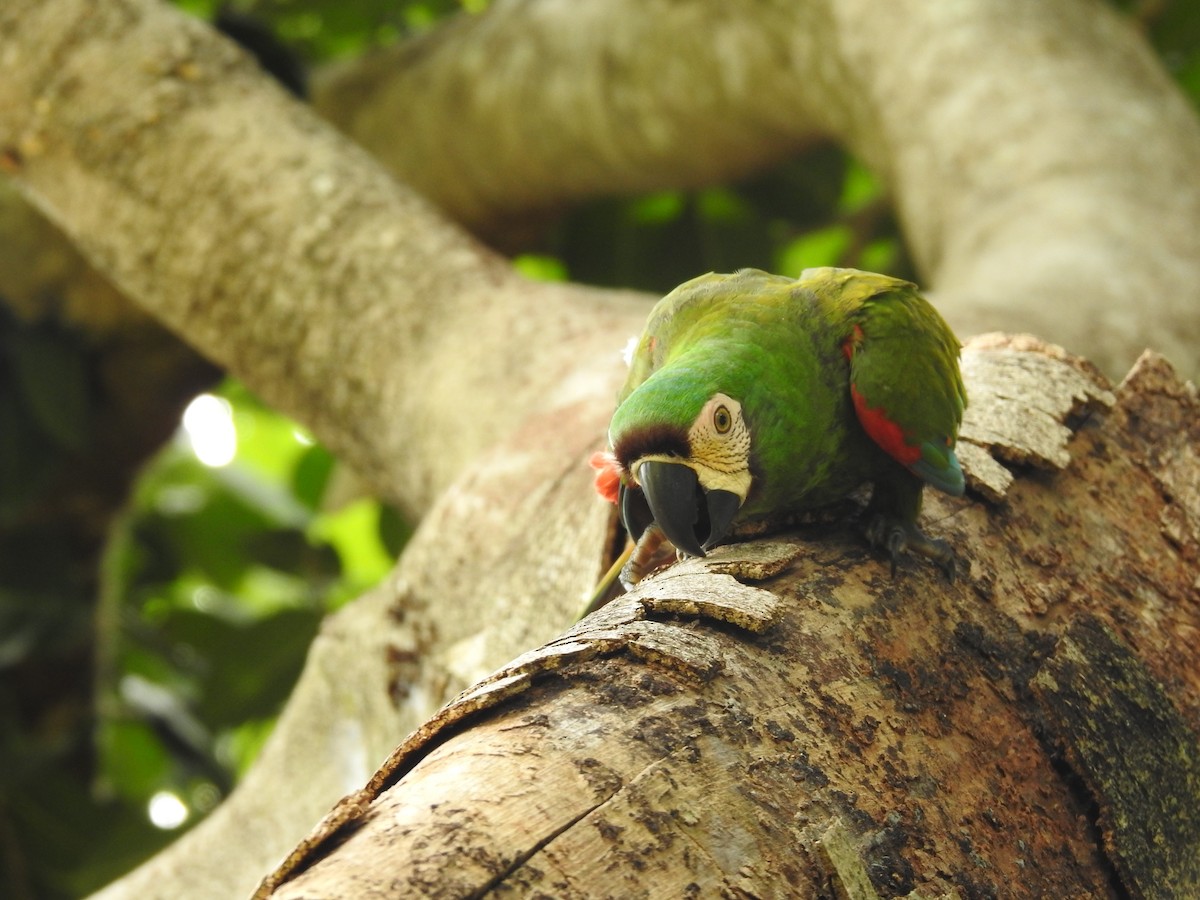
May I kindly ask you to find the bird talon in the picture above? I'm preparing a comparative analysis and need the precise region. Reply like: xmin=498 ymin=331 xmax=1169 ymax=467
xmin=865 ymin=515 xmax=959 ymax=581
xmin=885 ymin=528 xmax=906 ymax=578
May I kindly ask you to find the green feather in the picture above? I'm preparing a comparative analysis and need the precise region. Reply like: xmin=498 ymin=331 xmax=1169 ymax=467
xmin=608 ymin=267 xmax=967 ymax=576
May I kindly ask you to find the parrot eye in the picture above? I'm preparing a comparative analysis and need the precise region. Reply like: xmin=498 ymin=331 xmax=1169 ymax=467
xmin=713 ymin=405 xmax=732 ymax=434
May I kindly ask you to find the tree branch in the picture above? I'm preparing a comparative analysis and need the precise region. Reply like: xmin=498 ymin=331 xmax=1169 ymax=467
xmin=4 ymin=0 xmax=1197 ymax=895
xmin=258 ymin=343 xmax=1200 ymax=897
xmin=314 ymin=0 xmax=828 ymax=225
xmin=316 ymin=0 xmax=1200 ymax=377
xmin=0 ymin=0 xmax=649 ymax=520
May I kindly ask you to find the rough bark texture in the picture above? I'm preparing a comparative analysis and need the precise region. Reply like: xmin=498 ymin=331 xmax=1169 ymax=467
xmin=1 ymin=0 xmax=1198 ymax=897
xmin=257 ymin=342 xmax=1200 ymax=898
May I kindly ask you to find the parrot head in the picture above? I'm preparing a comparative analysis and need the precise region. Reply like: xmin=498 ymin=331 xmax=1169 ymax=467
xmin=608 ymin=366 xmax=754 ymax=557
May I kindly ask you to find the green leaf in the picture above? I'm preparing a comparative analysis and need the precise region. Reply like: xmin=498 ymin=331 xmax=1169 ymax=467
xmin=628 ymin=191 xmax=686 ymax=224
xmin=775 ymin=224 xmax=853 ymax=277
xmin=218 ymin=717 xmax=278 ymax=777
xmin=292 ymin=444 xmax=335 ymax=510
xmin=165 ymin=608 xmax=321 ymax=727
xmin=837 ymin=158 xmax=884 ymax=214
xmin=7 ymin=326 xmax=92 ymax=452
xmin=309 ymin=499 xmax=394 ymax=608
xmin=378 ymin=504 xmax=411 ymax=558
xmin=245 ymin=528 xmax=341 ymax=579
xmin=857 ymin=237 xmax=899 ymax=275
xmin=96 ymin=719 xmax=173 ymax=800
xmin=135 ymin=450 xmax=312 ymax=592
xmin=695 ymin=186 xmax=753 ymax=224
xmin=220 ymin=382 xmax=312 ymax=483
xmin=512 ymin=254 xmax=569 ymax=282
xmin=5 ymin=753 xmax=176 ymax=899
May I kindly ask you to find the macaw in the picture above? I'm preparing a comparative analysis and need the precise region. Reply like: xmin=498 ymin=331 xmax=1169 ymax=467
xmin=591 ymin=267 xmax=967 ymax=590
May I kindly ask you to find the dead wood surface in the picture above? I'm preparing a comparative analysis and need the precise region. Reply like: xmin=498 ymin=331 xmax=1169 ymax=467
xmin=257 ymin=341 xmax=1200 ymax=897
xmin=3 ymin=2 xmax=1198 ymax=896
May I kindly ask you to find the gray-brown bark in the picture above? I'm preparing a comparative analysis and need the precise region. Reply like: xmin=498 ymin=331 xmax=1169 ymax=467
xmin=257 ymin=343 xmax=1200 ymax=898
xmin=1 ymin=0 xmax=1198 ymax=897
xmin=0 ymin=0 xmax=650 ymax=522
xmin=315 ymin=0 xmax=1200 ymax=379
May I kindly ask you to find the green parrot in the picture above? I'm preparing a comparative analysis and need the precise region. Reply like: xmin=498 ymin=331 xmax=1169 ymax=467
xmin=591 ymin=267 xmax=967 ymax=588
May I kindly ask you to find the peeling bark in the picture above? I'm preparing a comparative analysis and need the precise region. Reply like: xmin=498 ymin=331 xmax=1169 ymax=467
xmin=257 ymin=342 xmax=1200 ymax=898
xmin=1 ymin=1 xmax=1197 ymax=897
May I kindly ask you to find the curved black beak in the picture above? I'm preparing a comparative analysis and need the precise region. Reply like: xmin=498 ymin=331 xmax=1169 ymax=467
xmin=619 ymin=479 xmax=655 ymax=544
xmin=622 ymin=460 xmax=740 ymax=558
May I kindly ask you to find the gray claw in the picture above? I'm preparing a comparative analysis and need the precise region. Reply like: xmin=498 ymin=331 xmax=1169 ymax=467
xmin=865 ymin=516 xmax=959 ymax=582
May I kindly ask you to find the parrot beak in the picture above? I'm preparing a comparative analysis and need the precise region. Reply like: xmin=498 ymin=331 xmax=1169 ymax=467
xmin=624 ymin=459 xmax=740 ymax=558
xmin=619 ymin=479 xmax=655 ymax=544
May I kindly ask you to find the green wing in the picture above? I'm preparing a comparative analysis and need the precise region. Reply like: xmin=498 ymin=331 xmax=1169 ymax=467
xmin=838 ymin=274 xmax=967 ymax=496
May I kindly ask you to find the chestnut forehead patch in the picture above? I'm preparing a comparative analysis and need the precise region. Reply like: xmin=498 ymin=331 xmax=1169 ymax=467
xmin=613 ymin=424 xmax=689 ymax=470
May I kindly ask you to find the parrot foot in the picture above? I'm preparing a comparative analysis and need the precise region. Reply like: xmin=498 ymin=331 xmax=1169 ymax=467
xmin=619 ymin=525 xmax=674 ymax=591
xmin=576 ymin=525 xmax=677 ymax=621
xmin=864 ymin=516 xmax=958 ymax=581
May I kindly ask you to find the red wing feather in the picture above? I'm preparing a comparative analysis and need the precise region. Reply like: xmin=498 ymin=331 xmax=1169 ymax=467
xmin=850 ymin=384 xmax=921 ymax=467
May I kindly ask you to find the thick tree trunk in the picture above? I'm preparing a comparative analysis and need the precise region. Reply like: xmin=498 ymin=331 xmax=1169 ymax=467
xmin=0 ymin=0 xmax=650 ymax=521
xmin=2 ymin=0 xmax=1198 ymax=897
xmin=258 ymin=341 xmax=1200 ymax=898
xmin=315 ymin=0 xmax=1200 ymax=379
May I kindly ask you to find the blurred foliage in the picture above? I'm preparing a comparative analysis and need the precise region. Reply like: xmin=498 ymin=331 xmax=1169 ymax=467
xmin=1 ymin=357 xmax=402 ymax=897
xmin=1 ymin=0 xmax=1198 ymax=897
xmin=1116 ymin=0 xmax=1200 ymax=103
xmin=547 ymin=148 xmax=915 ymax=295
xmin=177 ymin=0 xmax=471 ymax=61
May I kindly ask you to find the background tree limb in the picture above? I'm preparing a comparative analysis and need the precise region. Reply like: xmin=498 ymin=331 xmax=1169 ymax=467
xmin=317 ymin=0 xmax=1200 ymax=378
xmin=0 ymin=0 xmax=649 ymax=522
xmin=1 ymin=0 xmax=1197 ymax=896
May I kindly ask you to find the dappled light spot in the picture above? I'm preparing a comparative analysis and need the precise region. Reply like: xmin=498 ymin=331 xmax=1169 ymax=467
xmin=183 ymin=394 xmax=237 ymax=468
